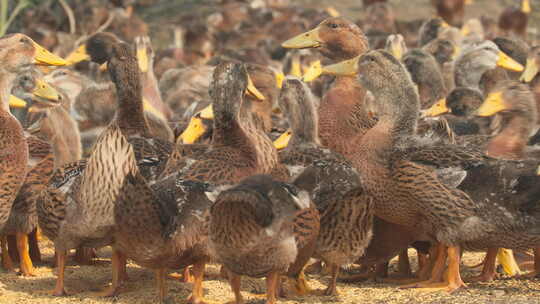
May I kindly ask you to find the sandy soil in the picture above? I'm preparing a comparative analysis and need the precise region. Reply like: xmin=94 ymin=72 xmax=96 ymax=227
xmin=2 ymin=239 xmax=540 ymax=304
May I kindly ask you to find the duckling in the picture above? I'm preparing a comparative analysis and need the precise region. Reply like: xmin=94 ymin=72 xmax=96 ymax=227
xmin=277 ymin=77 xmax=373 ymax=295
xmin=210 ymin=175 xmax=319 ymax=304
xmin=0 ymin=33 xmax=66 ymax=255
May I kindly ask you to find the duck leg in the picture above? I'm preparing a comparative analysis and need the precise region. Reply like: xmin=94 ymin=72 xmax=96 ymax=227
xmin=50 ymin=250 xmax=68 ymax=296
xmin=323 ymin=263 xmax=340 ymax=296
xmin=400 ymin=242 xmax=447 ymax=288
xmin=520 ymin=247 xmax=540 ymax=278
xmin=74 ymin=247 xmax=97 ymax=265
xmin=156 ymin=268 xmax=168 ymax=303
xmin=16 ymin=232 xmax=35 ymax=276
xmin=225 ymin=268 xmax=244 ymax=304
xmin=93 ymin=249 xmax=124 ymax=297
xmin=266 ymin=271 xmax=280 ymax=304
xmin=467 ymin=248 xmax=497 ymax=282
xmin=1 ymin=236 xmax=15 ymax=271
xmin=187 ymin=260 xmax=207 ymax=304
xmin=28 ymin=228 xmax=41 ymax=264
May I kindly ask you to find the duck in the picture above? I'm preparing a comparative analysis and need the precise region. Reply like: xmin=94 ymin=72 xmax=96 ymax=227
xmin=2 ymin=72 xmax=62 ymax=276
xmin=418 ymin=17 xmax=450 ymax=47
xmin=0 ymin=33 xmax=66 ymax=268
xmin=421 ymin=38 xmax=459 ymax=91
xmin=520 ymin=45 xmax=540 ymax=136
xmin=329 ymin=49 xmax=540 ymax=292
xmin=281 ymin=17 xmax=376 ymax=158
xmin=113 ymin=61 xmax=284 ymax=303
xmin=432 ymin=0 xmax=471 ymax=27
xmin=498 ymin=0 xmax=531 ymax=39
xmin=277 ymin=77 xmax=373 ymax=295
xmin=209 ymin=174 xmax=319 ymax=304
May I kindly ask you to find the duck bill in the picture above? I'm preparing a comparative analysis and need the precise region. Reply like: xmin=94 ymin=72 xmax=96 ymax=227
xmin=520 ymin=58 xmax=539 ymax=82
xmin=8 ymin=95 xmax=27 ymax=108
xmin=199 ymin=104 xmax=214 ymax=119
xmin=99 ymin=62 xmax=108 ymax=71
xmin=65 ymin=45 xmax=90 ymax=65
xmin=281 ymin=27 xmax=322 ymax=49
xmin=143 ymin=97 xmax=166 ymax=121
xmin=290 ymin=56 xmax=302 ymax=77
xmin=452 ymin=46 xmax=461 ymax=60
xmin=464 ymin=0 xmax=473 ymax=4
xmin=302 ymin=60 xmax=322 ymax=82
xmin=421 ymin=98 xmax=450 ymax=118
xmin=390 ymin=44 xmax=404 ymax=61
xmin=496 ymin=248 xmax=521 ymax=276
xmin=522 ymin=0 xmax=531 ymax=14
xmin=180 ymin=116 xmax=208 ymax=144
xmin=273 ymin=129 xmax=292 ymax=150
xmin=461 ymin=24 xmax=471 ymax=36
xmin=321 ymin=56 xmax=359 ymax=76
xmin=496 ymin=51 xmax=524 ymax=72
xmin=275 ymin=71 xmax=285 ymax=88
xmin=32 ymin=79 xmax=60 ymax=103
xmin=476 ymin=91 xmax=506 ymax=117
xmin=246 ymin=75 xmax=265 ymax=101
xmin=325 ymin=6 xmax=340 ymax=17
xmin=32 ymin=41 xmax=68 ymax=66
xmin=137 ymin=45 xmax=149 ymax=73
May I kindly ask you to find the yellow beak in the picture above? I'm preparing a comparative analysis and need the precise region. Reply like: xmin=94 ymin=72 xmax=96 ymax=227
xmin=520 ymin=58 xmax=539 ymax=82
xmin=8 ymin=95 xmax=27 ymax=108
xmin=273 ymin=129 xmax=292 ymax=150
xmin=476 ymin=91 xmax=506 ymax=117
xmin=290 ymin=56 xmax=302 ymax=77
xmin=452 ymin=46 xmax=461 ymax=60
xmin=65 ymin=45 xmax=90 ymax=65
xmin=32 ymin=40 xmax=67 ymax=66
xmin=321 ymin=56 xmax=360 ymax=76
xmin=497 ymin=51 xmax=524 ymax=72
xmin=325 ymin=6 xmax=340 ymax=17
xmin=199 ymin=104 xmax=214 ymax=120
xmin=496 ymin=248 xmax=521 ymax=276
xmin=99 ymin=62 xmax=108 ymax=71
xmin=33 ymin=78 xmax=60 ymax=101
xmin=281 ymin=27 xmax=322 ymax=49
xmin=464 ymin=0 xmax=473 ymax=4
xmin=522 ymin=0 xmax=531 ymax=14
xmin=461 ymin=24 xmax=471 ymax=36
xmin=421 ymin=98 xmax=450 ymax=117
xmin=246 ymin=75 xmax=265 ymax=101
xmin=143 ymin=97 xmax=166 ymax=121
xmin=180 ymin=116 xmax=209 ymax=144
xmin=275 ymin=71 xmax=285 ymax=88
xmin=137 ymin=44 xmax=149 ymax=73
xmin=390 ymin=44 xmax=404 ymax=61
xmin=302 ymin=60 xmax=322 ymax=82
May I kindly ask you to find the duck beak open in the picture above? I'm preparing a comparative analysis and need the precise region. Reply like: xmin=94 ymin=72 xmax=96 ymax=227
xmin=282 ymin=27 xmax=322 ymax=49
xmin=32 ymin=40 xmax=68 ymax=66
xmin=520 ymin=58 xmax=539 ymax=82
xmin=321 ymin=56 xmax=360 ymax=76
xmin=476 ymin=91 xmax=506 ymax=117
xmin=421 ymin=98 xmax=450 ymax=118
xmin=497 ymin=51 xmax=524 ymax=72
xmin=65 ymin=45 xmax=90 ymax=65
xmin=274 ymin=129 xmax=292 ymax=150
xmin=137 ymin=44 xmax=149 ymax=73
xmin=302 ymin=60 xmax=322 ymax=82
xmin=180 ymin=105 xmax=213 ymax=144
xmin=246 ymin=75 xmax=265 ymax=101
xmin=32 ymin=78 xmax=61 ymax=105
xmin=8 ymin=95 xmax=27 ymax=108
xmin=496 ymin=248 xmax=521 ymax=276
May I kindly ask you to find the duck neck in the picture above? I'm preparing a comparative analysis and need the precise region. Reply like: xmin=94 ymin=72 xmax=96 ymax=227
xmin=113 ymin=63 xmax=151 ymax=137
xmin=211 ymin=93 xmax=246 ymax=146
xmin=486 ymin=114 xmax=532 ymax=160
xmin=0 ymin=71 xmax=16 ymax=113
xmin=289 ymin=97 xmax=320 ymax=148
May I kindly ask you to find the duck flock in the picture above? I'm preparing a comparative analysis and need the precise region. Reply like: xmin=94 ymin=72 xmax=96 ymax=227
xmin=2 ymin=0 xmax=540 ymax=303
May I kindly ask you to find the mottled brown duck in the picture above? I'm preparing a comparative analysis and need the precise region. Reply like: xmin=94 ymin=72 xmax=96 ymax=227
xmin=331 ymin=49 xmax=540 ymax=292
xmin=277 ymin=77 xmax=373 ymax=295
xmin=403 ymin=49 xmax=447 ymax=109
xmin=0 ymin=33 xmax=66 ymax=267
xmin=281 ymin=17 xmax=376 ymax=158
xmin=209 ymin=175 xmax=319 ymax=304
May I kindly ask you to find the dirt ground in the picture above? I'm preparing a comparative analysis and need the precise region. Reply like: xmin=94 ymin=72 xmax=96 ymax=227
xmin=2 ymin=239 xmax=540 ymax=304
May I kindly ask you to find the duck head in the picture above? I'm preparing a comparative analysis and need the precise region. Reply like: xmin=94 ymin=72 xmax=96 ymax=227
xmin=0 ymin=33 xmax=67 ymax=72
xmin=282 ymin=17 xmax=369 ymax=61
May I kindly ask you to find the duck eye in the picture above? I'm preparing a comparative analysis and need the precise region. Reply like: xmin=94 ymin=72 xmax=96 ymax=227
xmin=328 ymin=23 xmax=338 ymax=29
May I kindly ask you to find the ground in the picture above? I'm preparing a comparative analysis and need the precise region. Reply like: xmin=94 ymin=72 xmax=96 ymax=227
xmin=2 ymin=240 xmax=540 ymax=304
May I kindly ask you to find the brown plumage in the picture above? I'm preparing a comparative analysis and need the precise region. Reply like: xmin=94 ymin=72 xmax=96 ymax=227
xmin=431 ymin=0 xmax=466 ymax=27
xmin=403 ymin=49 xmax=447 ymax=109
xmin=209 ymin=174 xmax=319 ymax=304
